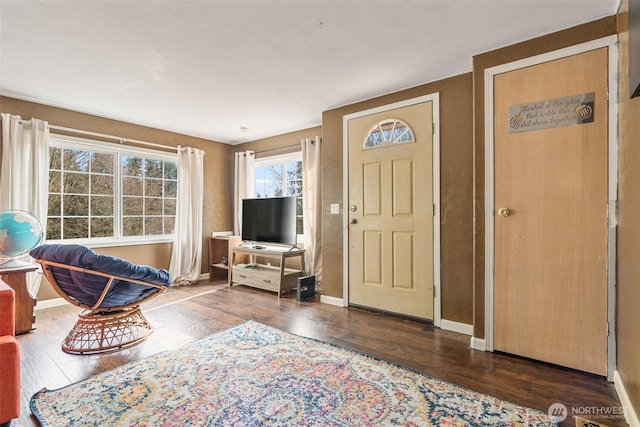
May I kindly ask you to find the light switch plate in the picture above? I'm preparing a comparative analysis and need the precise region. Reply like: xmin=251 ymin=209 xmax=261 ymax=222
xmin=330 ymin=203 xmax=340 ymax=214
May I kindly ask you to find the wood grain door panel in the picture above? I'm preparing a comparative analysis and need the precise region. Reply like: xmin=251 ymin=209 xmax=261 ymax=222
xmin=493 ymin=48 xmax=608 ymax=375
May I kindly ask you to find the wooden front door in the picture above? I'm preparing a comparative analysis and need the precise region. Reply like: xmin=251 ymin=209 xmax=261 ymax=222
xmin=347 ymin=101 xmax=434 ymax=319
xmin=493 ymin=48 xmax=609 ymax=375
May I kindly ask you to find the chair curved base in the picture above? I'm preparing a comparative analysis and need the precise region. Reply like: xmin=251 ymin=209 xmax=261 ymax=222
xmin=62 ymin=307 xmax=153 ymax=355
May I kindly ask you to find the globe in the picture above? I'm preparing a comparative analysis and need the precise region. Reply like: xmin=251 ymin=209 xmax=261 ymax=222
xmin=0 ymin=210 xmax=45 ymax=269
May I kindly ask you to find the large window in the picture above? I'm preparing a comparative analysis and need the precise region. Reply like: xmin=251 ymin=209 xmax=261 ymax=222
xmin=254 ymin=152 xmax=303 ymax=236
xmin=47 ymin=136 xmax=177 ymax=244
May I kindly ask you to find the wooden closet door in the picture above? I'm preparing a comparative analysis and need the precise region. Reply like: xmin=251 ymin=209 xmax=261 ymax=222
xmin=493 ymin=48 xmax=608 ymax=375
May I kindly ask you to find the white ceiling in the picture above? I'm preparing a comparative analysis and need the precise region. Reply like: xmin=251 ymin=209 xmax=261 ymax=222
xmin=0 ymin=0 xmax=618 ymax=145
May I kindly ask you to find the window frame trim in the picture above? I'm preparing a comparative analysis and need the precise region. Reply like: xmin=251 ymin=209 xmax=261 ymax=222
xmin=48 ymin=134 xmax=177 ymax=247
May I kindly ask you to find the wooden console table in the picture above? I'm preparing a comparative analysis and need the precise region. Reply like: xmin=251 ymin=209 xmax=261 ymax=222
xmin=230 ymin=246 xmax=305 ymax=297
xmin=0 ymin=264 xmax=38 ymax=334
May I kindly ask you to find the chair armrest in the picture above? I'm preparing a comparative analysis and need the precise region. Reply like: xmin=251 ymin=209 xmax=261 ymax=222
xmin=0 ymin=281 xmax=15 ymax=337
xmin=0 ymin=335 xmax=20 ymax=423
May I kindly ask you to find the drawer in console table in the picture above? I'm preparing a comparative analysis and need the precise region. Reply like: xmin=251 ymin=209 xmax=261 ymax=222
xmin=230 ymin=246 xmax=305 ymax=297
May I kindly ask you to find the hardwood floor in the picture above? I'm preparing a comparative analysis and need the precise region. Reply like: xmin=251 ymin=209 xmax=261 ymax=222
xmin=14 ymin=281 xmax=626 ymax=426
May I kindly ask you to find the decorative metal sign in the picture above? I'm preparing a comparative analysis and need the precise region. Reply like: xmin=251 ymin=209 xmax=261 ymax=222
xmin=508 ymin=92 xmax=595 ymax=133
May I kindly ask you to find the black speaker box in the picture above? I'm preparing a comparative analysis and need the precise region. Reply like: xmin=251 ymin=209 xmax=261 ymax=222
xmin=297 ymin=275 xmax=316 ymax=301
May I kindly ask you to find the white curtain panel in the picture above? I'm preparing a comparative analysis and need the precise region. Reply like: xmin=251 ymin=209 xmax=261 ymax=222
xmin=233 ymin=151 xmax=255 ymax=235
xmin=169 ymin=146 xmax=204 ymax=285
xmin=302 ymin=136 xmax=322 ymax=282
xmin=0 ymin=113 xmax=50 ymax=295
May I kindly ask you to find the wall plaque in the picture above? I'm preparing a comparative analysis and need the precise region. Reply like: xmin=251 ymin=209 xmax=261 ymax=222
xmin=508 ymin=92 xmax=595 ymax=133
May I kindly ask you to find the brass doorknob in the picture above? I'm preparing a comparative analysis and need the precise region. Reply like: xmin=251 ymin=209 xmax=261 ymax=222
xmin=349 ymin=218 xmax=358 ymax=224
xmin=498 ymin=207 xmax=511 ymax=217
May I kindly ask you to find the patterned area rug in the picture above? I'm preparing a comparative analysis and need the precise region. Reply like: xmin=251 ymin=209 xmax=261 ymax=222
xmin=31 ymin=321 xmax=551 ymax=426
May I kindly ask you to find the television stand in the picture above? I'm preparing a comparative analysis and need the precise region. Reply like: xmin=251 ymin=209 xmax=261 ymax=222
xmin=230 ymin=246 xmax=305 ymax=297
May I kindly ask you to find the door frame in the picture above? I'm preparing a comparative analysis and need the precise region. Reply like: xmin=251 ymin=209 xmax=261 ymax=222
xmin=342 ymin=93 xmax=441 ymax=326
xmin=483 ymin=36 xmax=618 ymax=379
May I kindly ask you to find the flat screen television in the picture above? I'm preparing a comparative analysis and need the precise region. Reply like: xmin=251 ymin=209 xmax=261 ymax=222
xmin=241 ymin=196 xmax=297 ymax=246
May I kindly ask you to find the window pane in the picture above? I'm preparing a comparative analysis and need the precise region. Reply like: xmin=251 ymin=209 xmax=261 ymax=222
xmin=63 ymin=217 xmax=89 ymax=239
xmin=144 ymin=178 xmax=163 ymax=197
xmin=364 ymin=119 xmax=414 ymax=148
xmin=123 ymin=197 xmax=143 ymax=215
xmin=296 ymin=197 xmax=303 ymax=217
xmin=164 ymin=217 xmax=175 ymax=234
xmin=287 ymin=161 xmax=302 ymax=197
xmin=145 ymin=197 xmax=162 ymax=215
xmin=91 ymin=196 xmax=113 ymax=216
xmin=64 ymin=149 xmax=90 ymax=172
xmin=164 ymin=161 xmax=177 ymax=180
xmin=63 ymin=195 xmax=89 ymax=216
xmin=49 ymin=171 xmax=61 ymax=193
xmin=255 ymin=166 xmax=268 ymax=197
xmin=255 ymin=165 xmax=283 ymax=198
xmin=47 ymin=218 xmax=61 ymax=240
xmin=90 ymin=218 xmax=113 ymax=238
xmin=296 ymin=216 xmax=303 ymax=236
xmin=164 ymin=198 xmax=176 ymax=216
xmin=122 ymin=156 xmax=143 ymax=177
xmin=123 ymin=217 xmax=143 ymax=237
xmin=64 ymin=172 xmax=89 ymax=194
xmin=123 ymin=177 xmax=143 ymax=196
xmin=274 ymin=166 xmax=285 ymax=195
xmin=164 ymin=180 xmax=177 ymax=197
xmin=48 ymin=194 xmax=61 ymax=216
xmin=145 ymin=217 xmax=163 ymax=235
xmin=145 ymin=159 xmax=163 ymax=178
xmin=90 ymin=152 xmax=114 ymax=174
xmin=91 ymin=174 xmax=113 ymax=195
xmin=49 ymin=147 xmax=62 ymax=170
xmin=296 ymin=197 xmax=303 ymax=235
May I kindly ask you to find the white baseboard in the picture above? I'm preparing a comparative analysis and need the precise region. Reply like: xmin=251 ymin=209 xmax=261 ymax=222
xmin=35 ymin=297 xmax=69 ymax=310
xmin=440 ymin=319 xmax=473 ymax=336
xmin=614 ymin=370 xmax=640 ymax=427
xmin=320 ymin=294 xmax=345 ymax=307
xmin=470 ymin=336 xmax=486 ymax=351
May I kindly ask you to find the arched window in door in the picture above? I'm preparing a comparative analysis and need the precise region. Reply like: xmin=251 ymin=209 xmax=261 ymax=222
xmin=363 ymin=118 xmax=415 ymax=148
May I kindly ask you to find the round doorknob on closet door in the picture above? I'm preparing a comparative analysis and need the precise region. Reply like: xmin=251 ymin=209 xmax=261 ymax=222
xmin=498 ymin=207 xmax=511 ymax=217
xmin=349 ymin=218 xmax=358 ymax=224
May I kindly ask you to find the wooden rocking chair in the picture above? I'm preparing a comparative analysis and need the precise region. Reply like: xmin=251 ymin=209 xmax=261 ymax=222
xmin=30 ymin=244 xmax=172 ymax=354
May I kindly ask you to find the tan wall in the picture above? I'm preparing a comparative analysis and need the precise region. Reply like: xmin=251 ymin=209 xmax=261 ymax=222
xmin=616 ymin=0 xmax=640 ymax=416
xmin=0 ymin=96 xmax=233 ymax=300
xmin=235 ymin=126 xmax=322 ymax=159
xmin=471 ymin=17 xmax=617 ymax=338
xmin=321 ymin=73 xmax=474 ymax=324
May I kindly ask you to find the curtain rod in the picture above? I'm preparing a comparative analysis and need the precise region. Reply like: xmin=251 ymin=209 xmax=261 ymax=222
xmin=251 ymin=137 xmax=321 ymax=155
xmin=48 ymin=124 xmax=179 ymax=152
xmin=8 ymin=116 xmax=179 ymax=152
xmin=252 ymin=143 xmax=299 ymax=155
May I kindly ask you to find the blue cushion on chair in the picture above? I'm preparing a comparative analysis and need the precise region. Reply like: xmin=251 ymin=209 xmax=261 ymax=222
xmin=30 ymin=244 xmax=172 ymax=308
